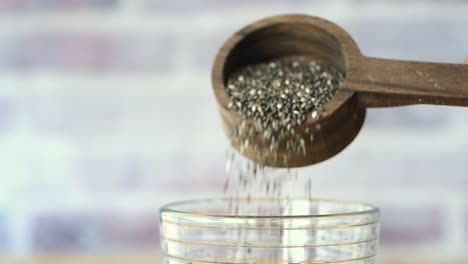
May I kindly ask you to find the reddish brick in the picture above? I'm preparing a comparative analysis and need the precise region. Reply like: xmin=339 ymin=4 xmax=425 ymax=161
xmin=0 ymin=32 xmax=174 ymax=73
xmin=0 ymin=0 xmax=117 ymax=11
xmin=32 ymin=211 xmax=159 ymax=252
xmin=143 ymin=0 xmax=310 ymax=12
xmin=380 ymin=206 xmax=443 ymax=245
xmin=95 ymin=212 xmax=159 ymax=250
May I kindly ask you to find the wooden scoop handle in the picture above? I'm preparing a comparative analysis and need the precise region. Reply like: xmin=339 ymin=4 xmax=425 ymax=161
xmin=345 ymin=56 xmax=468 ymax=107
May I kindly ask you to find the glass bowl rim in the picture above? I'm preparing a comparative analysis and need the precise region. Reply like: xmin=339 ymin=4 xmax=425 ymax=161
xmin=160 ymin=197 xmax=379 ymax=220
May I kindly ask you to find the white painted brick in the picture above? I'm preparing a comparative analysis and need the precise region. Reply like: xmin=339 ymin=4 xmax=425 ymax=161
xmin=0 ymin=0 xmax=118 ymax=11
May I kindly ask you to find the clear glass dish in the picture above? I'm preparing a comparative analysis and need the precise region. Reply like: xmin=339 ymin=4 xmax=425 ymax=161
xmin=160 ymin=198 xmax=380 ymax=264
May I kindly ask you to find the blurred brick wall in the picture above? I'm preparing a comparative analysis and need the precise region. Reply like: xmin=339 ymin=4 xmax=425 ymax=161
xmin=0 ymin=0 xmax=467 ymax=259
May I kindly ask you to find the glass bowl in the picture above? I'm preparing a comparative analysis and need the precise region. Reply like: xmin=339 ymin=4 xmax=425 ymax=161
xmin=160 ymin=198 xmax=379 ymax=264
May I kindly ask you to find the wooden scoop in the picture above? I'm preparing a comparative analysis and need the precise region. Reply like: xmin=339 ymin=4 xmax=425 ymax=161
xmin=211 ymin=14 xmax=468 ymax=168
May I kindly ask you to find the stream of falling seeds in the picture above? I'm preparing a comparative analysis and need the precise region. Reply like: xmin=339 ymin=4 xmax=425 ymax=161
xmin=222 ymin=57 xmax=344 ymax=263
xmin=223 ymin=150 xmax=304 ymax=215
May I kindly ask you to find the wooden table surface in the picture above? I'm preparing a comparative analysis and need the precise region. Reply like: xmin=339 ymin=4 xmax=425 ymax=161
xmin=0 ymin=255 xmax=466 ymax=264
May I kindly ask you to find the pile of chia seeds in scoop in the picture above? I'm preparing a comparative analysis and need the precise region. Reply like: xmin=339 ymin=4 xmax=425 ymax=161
xmin=225 ymin=57 xmax=344 ymax=166
xmin=222 ymin=57 xmax=344 ymax=212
